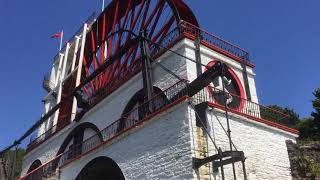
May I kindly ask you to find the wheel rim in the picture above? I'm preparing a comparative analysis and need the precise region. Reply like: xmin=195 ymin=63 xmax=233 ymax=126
xmin=81 ymin=0 xmax=198 ymax=99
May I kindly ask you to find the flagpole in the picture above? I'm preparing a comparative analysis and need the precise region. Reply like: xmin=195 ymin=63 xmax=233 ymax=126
xmin=59 ymin=30 xmax=64 ymax=51
xmin=102 ymin=0 xmax=105 ymax=11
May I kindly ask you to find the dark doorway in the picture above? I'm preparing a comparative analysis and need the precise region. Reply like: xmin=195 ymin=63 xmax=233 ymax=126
xmin=27 ymin=159 xmax=42 ymax=173
xmin=76 ymin=156 xmax=125 ymax=180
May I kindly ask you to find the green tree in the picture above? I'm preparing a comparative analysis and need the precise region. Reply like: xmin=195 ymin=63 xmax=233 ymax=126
xmin=294 ymin=88 xmax=320 ymax=140
xmin=0 ymin=148 xmax=25 ymax=180
xmin=311 ymin=88 xmax=320 ymax=138
xmin=261 ymin=105 xmax=300 ymax=127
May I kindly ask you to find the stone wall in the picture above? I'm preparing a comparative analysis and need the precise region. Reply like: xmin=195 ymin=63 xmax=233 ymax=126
xmin=204 ymin=107 xmax=297 ymax=180
xmin=287 ymin=141 xmax=320 ymax=179
xmin=60 ymin=102 xmax=194 ymax=180
xmin=20 ymin=41 xmax=188 ymax=177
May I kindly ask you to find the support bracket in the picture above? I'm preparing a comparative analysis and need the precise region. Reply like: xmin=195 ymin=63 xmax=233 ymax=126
xmin=193 ymin=150 xmax=245 ymax=170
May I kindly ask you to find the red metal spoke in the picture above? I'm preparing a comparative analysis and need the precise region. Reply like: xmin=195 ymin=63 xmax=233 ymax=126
xmin=102 ymin=0 xmax=120 ymax=86
xmin=82 ymin=57 xmax=96 ymax=92
xmin=151 ymin=16 xmax=174 ymax=43
xmin=76 ymin=0 xmax=199 ymax=105
xmin=148 ymin=2 xmax=165 ymax=38
xmin=100 ymin=13 xmax=106 ymax=64
xmin=107 ymin=0 xmax=120 ymax=59
xmin=121 ymin=0 xmax=133 ymax=30
xmin=83 ymin=85 xmax=91 ymax=97
xmin=142 ymin=0 xmax=164 ymax=30
xmin=98 ymin=13 xmax=107 ymax=89
xmin=139 ymin=0 xmax=151 ymax=30
xmin=118 ymin=42 xmax=139 ymax=74
xmin=129 ymin=0 xmax=146 ymax=31
xmin=108 ymin=0 xmax=150 ymax=80
xmin=90 ymin=31 xmax=100 ymax=89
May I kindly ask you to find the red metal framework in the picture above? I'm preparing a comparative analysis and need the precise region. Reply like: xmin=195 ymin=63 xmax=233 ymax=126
xmin=194 ymin=86 xmax=299 ymax=134
xmin=79 ymin=0 xmax=198 ymax=100
xmin=20 ymin=79 xmax=298 ymax=180
xmin=24 ymin=0 xmax=257 ymax=155
xmin=20 ymin=80 xmax=189 ymax=180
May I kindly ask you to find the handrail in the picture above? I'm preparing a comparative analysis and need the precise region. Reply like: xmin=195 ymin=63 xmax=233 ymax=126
xmin=21 ymin=81 xmax=297 ymax=179
xmin=195 ymin=86 xmax=297 ymax=130
xmin=181 ymin=21 xmax=250 ymax=55
xmin=27 ymin=119 xmax=70 ymax=152
xmin=207 ymin=85 xmax=290 ymax=118
xmin=20 ymin=80 xmax=188 ymax=180
xmin=179 ymin=21 xmax=250 ymax=61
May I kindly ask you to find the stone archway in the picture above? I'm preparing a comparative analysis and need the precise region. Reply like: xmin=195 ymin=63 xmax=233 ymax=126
xmin=27 ymin=159 xmax=42 ymax=173
xmin=75 ymin=156 xmax=125 ymax=180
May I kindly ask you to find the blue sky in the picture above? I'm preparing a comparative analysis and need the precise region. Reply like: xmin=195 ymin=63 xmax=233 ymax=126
xmin=0 ymin=0 xmax=319 ymax=149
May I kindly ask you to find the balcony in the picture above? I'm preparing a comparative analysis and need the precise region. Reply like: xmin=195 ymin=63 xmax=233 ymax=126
xmin=42 ymin=73 xmax=55 ymax=93
xmin=21 ymin=79 xmax=298 ymax=180
xmin=194 ymin=86 xmax=299 ymax=134
xmin=21 ymin=80 xmax=189 ymax=180
xmin=26 ymin=21 xmax=286 ymax=157
xmin=151 ymin=21 xmax=253 ymax=67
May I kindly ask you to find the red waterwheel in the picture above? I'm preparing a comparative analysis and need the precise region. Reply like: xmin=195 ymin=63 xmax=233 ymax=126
xmin=79 ymin=0 xmax=199 ymax=102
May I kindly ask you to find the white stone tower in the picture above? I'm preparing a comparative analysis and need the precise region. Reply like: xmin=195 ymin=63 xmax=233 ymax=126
xmin=20 ymin=0 xmax=298 ymax=179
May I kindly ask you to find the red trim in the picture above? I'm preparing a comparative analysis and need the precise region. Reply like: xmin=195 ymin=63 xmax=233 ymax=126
xmin=182 ymin=32 xmax=255 ymax=68
xmin=59 ymin=96 xmax=189 ymax=169
xmin=22 ymin=96 xmax=189 ymax=179
xmin=26 ymin=120 xmax=70 ymax=153
xmin=208 ymin=102 xmax=299 ymax=134
xmin=205 ymin=60 xmax=246 ymax=111
xmin=20 ymin=154 xmax=63 ymax=180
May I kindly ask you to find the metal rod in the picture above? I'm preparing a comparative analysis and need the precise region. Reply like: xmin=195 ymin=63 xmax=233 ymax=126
xmin=140 ymin=30 xmax=154 ymax=102
xmin=189 ymin=101 xmax=219 ymax=151
xmin=59 ymin=31 xmax=64 ymax=51
xmin=194 ymin=34 xmax=202 ymax=77
xmin=102 ymin=0 xmax=105 ymax=11
xmin=219 ymin=148 xmax=225 ymax=180
xmin=242 ymin=160 xmax=248 ymax=180
xmin=222 ymin=71 xmax=237 ymax=180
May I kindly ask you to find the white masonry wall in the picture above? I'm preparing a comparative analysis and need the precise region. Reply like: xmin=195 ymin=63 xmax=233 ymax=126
xmin=59 ymin=102 xmax=194 ymax=180
xmin=22 ymin=36 xmax=296 ymax=180
xmin=204 ymin=107 xmax=297 ymax=180
xmin=184 ymin=39 xmax=259 ymax=103
xmin=20 ymin=41 xmax=188 ymax=176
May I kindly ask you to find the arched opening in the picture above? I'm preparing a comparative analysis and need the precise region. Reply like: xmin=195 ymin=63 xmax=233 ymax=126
xmin=27 ymin=159 xmax=42 ymax=173
xmin=75 ymin=156 xmax=125 ymax=180
xmin=56 ymin=122 xmax=103 ymax=165
xmin=118 ymin=87 xmax=168 ymax=132
xmin=206 ymin=60 xmax=245 ymax=110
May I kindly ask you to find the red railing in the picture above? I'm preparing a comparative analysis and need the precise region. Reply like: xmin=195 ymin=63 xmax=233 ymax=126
xmin=150 ymin=21 xmax=251 ymax=63
xmin=194 ymin=86 xmax=298 ymax=134
xmin=26 ymin=118 xmax=70 ymax=153
xmin=31 ymin=20 xmax=254 ymax=152
xmin=179 ymin=21 xmax=251 ymax=62
xmin=20 ymin=80 xmax=188 ymax=180
xmin=21 ymin=81 xmax=298 ymax=179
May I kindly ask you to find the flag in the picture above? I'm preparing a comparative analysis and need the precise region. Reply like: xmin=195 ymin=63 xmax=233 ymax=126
xmin=50 ymin=32 xmax=63 ymax=38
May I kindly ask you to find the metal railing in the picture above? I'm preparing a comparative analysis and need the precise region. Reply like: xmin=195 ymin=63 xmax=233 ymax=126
xmin=21 ymin=80 xmax=188 ymax=180
xmin=194 ymin=86 xmax=296 ymax=128
xmin=26 ymin=108 xmax=70 ymax=153
xmin=179 ymin=21 xmax=250 ymax=61
xmin=83 ymin=61 xmax=143 ymax=107
xmin=21 ymin=80 xmax=298 ymax=179
xmin=76 ymin=20 xmax=253 ymax=116
xmin=21 ymin=154 xmax=62 ymax=180
xmin=42 ymin=73 xmax=55 ymax=93
xmin=60 ymin=80 xmax=188 ymax=166
xmin=151 ymin=21 xmax=251 ymax=61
